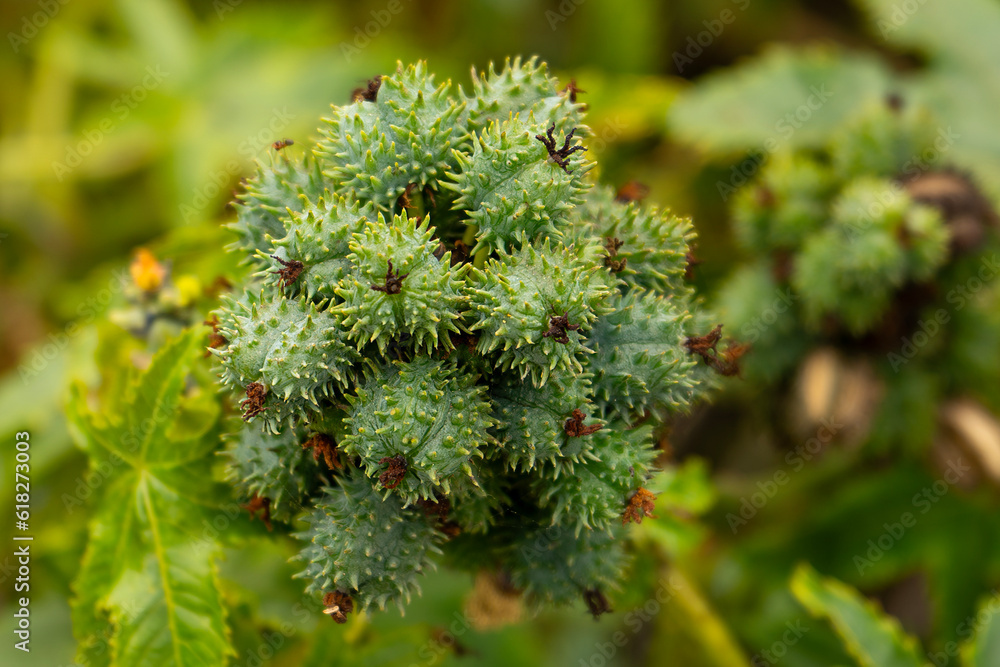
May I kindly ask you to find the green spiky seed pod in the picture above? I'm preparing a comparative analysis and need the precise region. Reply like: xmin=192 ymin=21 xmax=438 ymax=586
xmin=230 ymin=155 xmax=326 ymax=258
xmin=830 ymin=102 xmax=942 ymax=180
xmin=587 ymin=290 xmax=698 ymax=422
xmin=215 ymin=290 xmax=359 ymax=430
xmin=448 ymin=115 xmax=590 ymax=254
xmin=792 ymin=177 xmax=948 ymax=333
xmin=225 ymin=424 xmax=317 ymax=522
xmin=213 ymin=58 xmax=712 ymax=619
xmin=265 ymin=194 xmax=375 ymax=300
xmin=536 ymin=422 xmax=655 ymax=534
xmin=505 ymin=522 xmax=629 ymax=608
xmin=731 ymin=153 xmax=836 ymax=254
xmin=468 ymin=237 xmax=612 ymax=385
xmin=335 ymin=212 xmax=467 ymax=354
xmin=295 ymin=470 xmax=442 ymax=612
xmin=491 ymin=373 xmax=597 ymax=471
xmin=465 ymin=55 xmax=585 ymax=135
xmin=342 ymin=358 xmax=495 ymax=505
xmin=576 ymin=185 xmax=696 ymax=294
xmin=713 ymin=98 xmax=1000 ymax=476
xmin=317 ymin=61 xmax=466 ymax=210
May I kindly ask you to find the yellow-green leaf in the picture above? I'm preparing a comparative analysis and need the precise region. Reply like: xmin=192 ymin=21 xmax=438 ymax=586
xmin=790 ymin=563 xmax=924 ymax=667
xmin=68 ymin=329 xmax=234 ymax=666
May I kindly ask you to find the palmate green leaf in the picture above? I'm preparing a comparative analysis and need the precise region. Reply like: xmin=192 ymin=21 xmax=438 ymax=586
xmin=790 ymin=564 xmax=924 ymax=667
xmin=668 ymin=46 xmax=891 ymax=154
xmin=67 ymin=329 xmax=234 ymax=667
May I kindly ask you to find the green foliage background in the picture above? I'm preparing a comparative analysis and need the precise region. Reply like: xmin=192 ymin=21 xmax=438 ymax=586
xmin=4 ymin=0 xmax=1000 ymax=665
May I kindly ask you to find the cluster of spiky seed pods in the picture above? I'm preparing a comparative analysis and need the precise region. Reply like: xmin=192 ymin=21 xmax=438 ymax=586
xmin=214 ymin=57 xmax=712 ymax=618
xmin=715 ymin=98 xmax=1000 ymax=463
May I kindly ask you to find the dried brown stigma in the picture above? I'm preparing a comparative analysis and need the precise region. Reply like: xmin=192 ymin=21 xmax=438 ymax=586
xmin=583 ymin=588 xmax=612 ymax=619
xmin=683 ymin=324 xmax=723 ymax=356
xmin=302 ymin=433 xmax=342 ymax=470
xmin=622 ymin=487 xmax=656 ymax=525
xmin=270 ymin=255 xmax=304 ymax=288
xmin=603 ymin=237 xmax=627 ymax=272
xmin=322 ymin=591 xmax=354 ymax=624
xmin=352 ymin=75 xmax=382 ymax=103
xmin=561 ymin=79 xmax=586 ymax=104
xmin=564 ymin=409 xmax=603 ymax=437
xmin=378 ymin=454 xmax=408 ymax=489
xmin=712 ymin=341 xmax=751 ymax=377
xmin=542 ymin=311 xmax=581 ymax=345
xmin=684 ymin=325 xmax=750 ymax=377
xmin=370 ymin=260 xmax=410 ymax=295
xmin=615 ymin=181 xmax=649 ymax=203
xmin=535 ymin=123 xmax=585 ymax=174
xmin=204 ymin=316 xmax=227 ymax=356
xmin=241 ymin=382 xmax=267 ymax=421
xmin=398 ymin=182 xmax=419 ymax=211
xmin=243 ymin=494 xmax=272 ymax=531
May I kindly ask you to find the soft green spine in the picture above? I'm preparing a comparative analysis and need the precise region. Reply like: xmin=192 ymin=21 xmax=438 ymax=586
xmin=295 ymin=470 xmax=442 ymax=612
xmin=264 ymin=194 xmax=374 ymax=300
xmin=225 ymin=424 xmax=317 ymax=522
xmin=792 ymin=177 xmax=947 ymax=333
xmin=447 ymin=114 xmax=590 ymax=253
xmin=341 ymin=358 xmax=495 ymax=505
xmin=467 ymin=236 xmax=612 ymax=385
xmin=334 ymin=212 xmax=467 ymax=354
xmin=317 ymin=61 xmax=467 ymax=211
